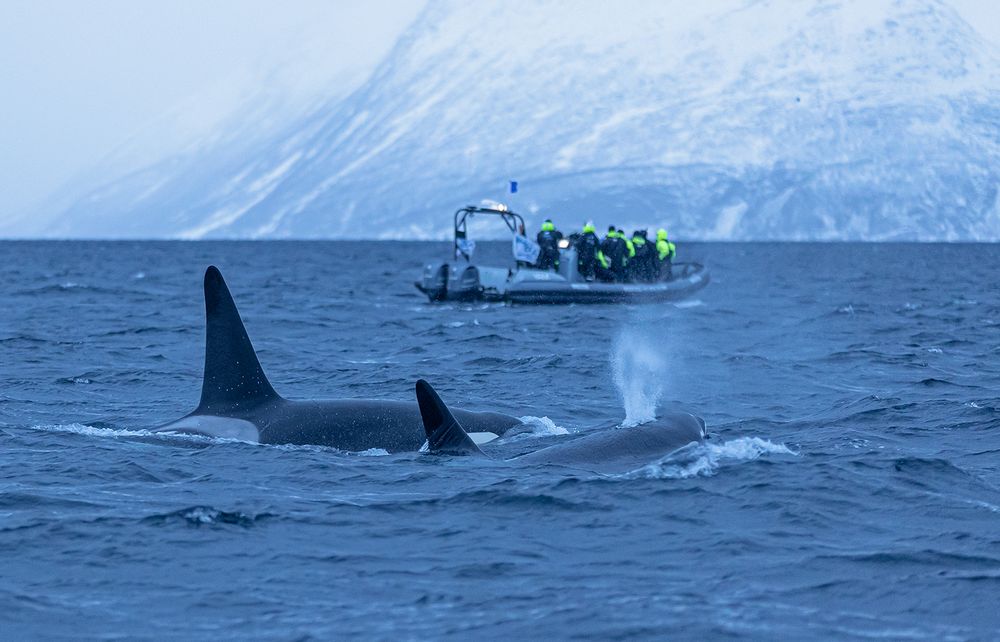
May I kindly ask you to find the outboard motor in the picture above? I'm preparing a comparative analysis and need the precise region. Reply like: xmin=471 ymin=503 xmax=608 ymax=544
xmin=451 ymin=265 xmax=482 ymax=301
xmin=420 ymin=263 xmax=449 ymax=301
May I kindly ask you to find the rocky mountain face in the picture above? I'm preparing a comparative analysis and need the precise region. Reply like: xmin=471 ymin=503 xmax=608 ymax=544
xmin=21 ymin=0 xmax=1000 ymax=240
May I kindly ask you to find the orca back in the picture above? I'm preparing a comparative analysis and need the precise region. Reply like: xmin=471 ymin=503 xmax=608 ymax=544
xmin=515 ymin=412 xmax=706 ymax=471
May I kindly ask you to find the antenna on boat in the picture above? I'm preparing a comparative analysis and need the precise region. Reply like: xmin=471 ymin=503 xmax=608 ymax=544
xmin=507 ymin=179 xmax=520 ymax=228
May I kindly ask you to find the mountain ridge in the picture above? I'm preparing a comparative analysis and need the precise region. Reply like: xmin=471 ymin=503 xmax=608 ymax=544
xmin=11 ymin=0 xmax=1000 ymax=240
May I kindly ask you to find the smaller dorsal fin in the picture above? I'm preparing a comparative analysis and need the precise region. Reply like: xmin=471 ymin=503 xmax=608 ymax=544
xmin=415 ymin=379 xmax=485 ymax=456
xmin=197 ymin=266 xmax=279 ymax=412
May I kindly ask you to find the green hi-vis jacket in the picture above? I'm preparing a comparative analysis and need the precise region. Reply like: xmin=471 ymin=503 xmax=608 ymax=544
xmin=656 ymin=239 xmax=676 ymax=261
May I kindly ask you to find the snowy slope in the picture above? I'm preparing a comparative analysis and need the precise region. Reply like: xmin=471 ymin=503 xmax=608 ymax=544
xmin=17 ymin=0 xmax=1000 ymax=240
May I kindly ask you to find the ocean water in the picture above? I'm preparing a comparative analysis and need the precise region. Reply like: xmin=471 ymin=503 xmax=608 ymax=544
xmin=1 ymin=240 xmax=999 ymax=639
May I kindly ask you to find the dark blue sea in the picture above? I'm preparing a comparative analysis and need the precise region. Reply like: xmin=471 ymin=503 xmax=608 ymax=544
xmin=2 ymin=241 xmax=999 ymax=640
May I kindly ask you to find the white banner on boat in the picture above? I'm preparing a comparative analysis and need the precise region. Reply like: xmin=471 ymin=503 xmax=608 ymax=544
xmin=456 ymin=238 xmax=476 ymax=259
xmin=513 ymin=234 xmax=540 ymax=264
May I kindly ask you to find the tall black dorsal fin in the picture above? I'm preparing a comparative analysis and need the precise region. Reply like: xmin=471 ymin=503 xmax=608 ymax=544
xmin=197 ymin=266 xmax=279 ymax=412
xmin=415 ymin=379 xmax=485 ymax=456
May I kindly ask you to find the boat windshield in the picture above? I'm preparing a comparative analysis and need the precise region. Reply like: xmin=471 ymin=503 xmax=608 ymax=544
xmin=453 ymin=205 xmax=527 ymax=262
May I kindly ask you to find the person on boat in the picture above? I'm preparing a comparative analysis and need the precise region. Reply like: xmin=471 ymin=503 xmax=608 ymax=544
xmin=574 ymin=222 xmax=601 ymax=280
xmin=643 ymin=230 xmax=659 ymax=280
xmin=535 ymin=219 xmax=563 ymax=271
xmin=630 ymin=229 xmax=655 ymax=282
xmin=618 ymin=228 xmax=635 ymax=282
xmin=599 ymin=226 xmax=624 ymax=282
xmin=595 ymin=247 xmax=611 ymax=281
xmin=656 ymin=228 xmax=677 ymax=280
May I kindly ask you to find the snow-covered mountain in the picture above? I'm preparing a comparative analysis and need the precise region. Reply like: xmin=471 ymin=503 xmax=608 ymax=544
xmin=15 ymin=0 xmax=1000 ymax=240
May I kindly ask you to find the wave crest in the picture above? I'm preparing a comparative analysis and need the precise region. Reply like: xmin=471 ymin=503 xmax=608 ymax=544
xmin=142 ymin=506 xmax=272 ymax=528
xmin=625 ymin=436 xmax=796 ymax=479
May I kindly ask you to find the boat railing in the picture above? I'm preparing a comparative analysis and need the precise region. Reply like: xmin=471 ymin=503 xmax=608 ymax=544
xmin=672 ymin=262 xmax=703 ymax=278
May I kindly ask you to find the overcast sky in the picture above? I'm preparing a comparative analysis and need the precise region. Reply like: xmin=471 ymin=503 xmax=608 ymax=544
xmin=0 ymin=0 xmax=424 ymax=220
xmin=0 ymin=0 xmax=995 ymax=221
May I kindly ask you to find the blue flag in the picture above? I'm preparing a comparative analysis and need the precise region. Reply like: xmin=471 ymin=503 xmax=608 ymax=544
xmin=509 ymin=180 xmax=518 ymax=194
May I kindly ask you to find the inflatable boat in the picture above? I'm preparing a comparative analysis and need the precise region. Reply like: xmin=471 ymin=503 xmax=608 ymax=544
xmin=415 ymin=205 xmax=710 ymax=305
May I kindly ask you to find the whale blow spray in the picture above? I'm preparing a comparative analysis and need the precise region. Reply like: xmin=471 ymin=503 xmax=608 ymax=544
xmin=611 ymin=324 xmax=668 ymax=427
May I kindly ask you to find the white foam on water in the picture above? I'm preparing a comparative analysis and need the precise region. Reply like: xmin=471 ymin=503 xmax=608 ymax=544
xmin=352 ymin=448 xmax=390 ymax=457
xmin=517 ymin=415 xmax=568 ymax=436
xmin=28 ymin=423 xmax=159 ymax=439
xmin=500 ymin=415 xmax=569 ymax=442
xmin=973 ymin=500 xmax=1000 ymax=514
xmin=623 ymin=437 xmax=796 ymax=479
xmin=673 ymin=298 xmax=704 ymax=309
xmin=27 ymin=423 xmax=249 ymax=446
xmin=181 ymin=507 xmax=225 ymax=524
xmin=611 ymin=326 xmax=667 ymax=427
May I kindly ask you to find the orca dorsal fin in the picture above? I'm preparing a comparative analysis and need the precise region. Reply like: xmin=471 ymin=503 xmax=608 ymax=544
xmin=197 ymin=266 xmax=279 ymax=412
xmin=415 ymin=379 xmax=485 ymax=456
